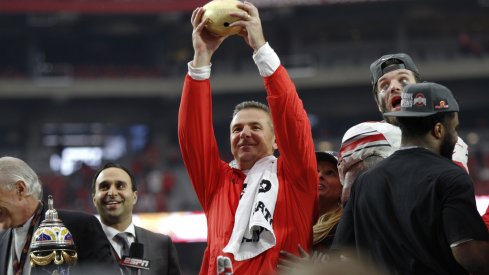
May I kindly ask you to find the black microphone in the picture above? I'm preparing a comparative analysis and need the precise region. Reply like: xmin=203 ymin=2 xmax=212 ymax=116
xmin=121 ymin=242 xmax=150 ymax=274
xmin=130 ymin=242 xmax=144 ymax=259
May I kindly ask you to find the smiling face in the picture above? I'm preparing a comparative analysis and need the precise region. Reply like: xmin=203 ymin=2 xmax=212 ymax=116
xmin=375 ymin=69 xmax=417 ymax=124
xmin=230 ymin=108 xmax=277 ymax=170
xmin=92 ymin=167 xmax=137 ymax=229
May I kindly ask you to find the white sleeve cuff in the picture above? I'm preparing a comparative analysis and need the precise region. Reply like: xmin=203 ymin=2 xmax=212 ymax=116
xmin=187 ymin=61 xmax=212 ymax=80
xmin=252 ymin=42 xmax=281 ymax=77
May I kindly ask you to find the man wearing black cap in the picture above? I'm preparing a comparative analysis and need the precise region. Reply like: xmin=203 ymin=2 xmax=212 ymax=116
xmin=332 ymin=82 xmax=489 ymax=275
xmin=369 ymin=53 xmax=420 ymax=124
xmin=338 ymin=53 xmax=469 ymax=204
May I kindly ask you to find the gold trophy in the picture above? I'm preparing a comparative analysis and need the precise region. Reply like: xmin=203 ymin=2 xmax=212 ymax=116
xmin=30 ymin=195 xmax=77 ymax=275
xmin=203 ymin=0 xmax=245 ymax=36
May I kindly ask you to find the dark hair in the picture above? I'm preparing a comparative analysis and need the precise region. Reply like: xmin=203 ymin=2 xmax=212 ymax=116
xmin=91 ymin=163 xmax=136 ymax=193
xmin=396 ymin=112 xmax=456 ymax=139
xmin=232 ymin=101 xmax=270 ymax=117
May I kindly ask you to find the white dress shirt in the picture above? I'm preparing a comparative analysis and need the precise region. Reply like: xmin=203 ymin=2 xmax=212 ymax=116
xmin=99 ymin=221 xmax=136 ymax=258
xmin=8 ymin=215 xmax=34 ymax=275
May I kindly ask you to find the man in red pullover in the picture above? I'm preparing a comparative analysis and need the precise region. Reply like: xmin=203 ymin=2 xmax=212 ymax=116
xmin=178 ymin=2 xmax=317 ymax=274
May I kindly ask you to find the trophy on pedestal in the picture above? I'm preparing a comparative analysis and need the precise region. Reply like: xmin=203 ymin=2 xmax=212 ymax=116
xmin=30 ymin=195 xmax=78 ymax=275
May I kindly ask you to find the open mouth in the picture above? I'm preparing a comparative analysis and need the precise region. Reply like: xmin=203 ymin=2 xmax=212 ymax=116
xmin=318 ymin=183 xmax=327 ymax=191
xmin=391 ymin=95 xmax=402 ymax=111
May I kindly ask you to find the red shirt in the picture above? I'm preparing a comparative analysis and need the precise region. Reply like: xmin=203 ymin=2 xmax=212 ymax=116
xmin=178 ymin=65 xmax=318 ymax=275
xmin=482 ymin=205 xmax=489 ymax=231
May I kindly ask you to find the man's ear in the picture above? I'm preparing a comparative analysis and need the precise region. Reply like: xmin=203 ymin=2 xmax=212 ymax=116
xmin=273 ymin=137 xmax=278 ymax=150
xmin=91 ymin=189 xmax=99 ymax=207
xmin=433 ymin=122 xmax=444 ymax=140
xmin=15 ymin=180 xmax=27 ymax=196
xmin=133 ymin=191 xmax=138 ymax=205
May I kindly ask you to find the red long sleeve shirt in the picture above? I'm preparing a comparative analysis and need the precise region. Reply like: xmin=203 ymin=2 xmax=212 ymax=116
xmin=178 ymin=65 xmax=318 ymax=275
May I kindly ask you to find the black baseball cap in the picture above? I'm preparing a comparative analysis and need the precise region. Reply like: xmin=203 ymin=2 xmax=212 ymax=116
xmin=315 ymin=151 xmax=338 ymax=165
xmin=370 ymin=53 xmax=420 ymax=97
xmin=384 ymin=82 xmax=459 ymax=117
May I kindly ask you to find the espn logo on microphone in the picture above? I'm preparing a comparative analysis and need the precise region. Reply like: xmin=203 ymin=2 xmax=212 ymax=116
xmin=121 ymin=257 xmax=151 ymax=270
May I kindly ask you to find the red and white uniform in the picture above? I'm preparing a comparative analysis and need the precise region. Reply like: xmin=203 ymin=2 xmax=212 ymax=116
xmin=338 ymin=121 xmax=401 ymax=183
xmin=338 ymin=122 xmax=469 ymax=180
xmin=452 ymin=136 xmax=469 ymax=172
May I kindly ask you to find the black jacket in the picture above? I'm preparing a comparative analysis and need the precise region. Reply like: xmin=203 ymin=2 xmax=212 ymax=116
xmin=0 ymin=203 xmax=119 ymax=274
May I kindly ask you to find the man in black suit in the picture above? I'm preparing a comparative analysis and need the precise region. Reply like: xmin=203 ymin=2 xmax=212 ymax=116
xmin=0 ymin=156 xmax=118 ymax=275
xmin=91 ymin=163 xmax=181 ymax=275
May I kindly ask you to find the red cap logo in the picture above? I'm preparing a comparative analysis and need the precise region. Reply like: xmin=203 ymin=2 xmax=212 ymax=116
xmin=413 ymin=93 xmax=427 ymax=106
xmin=435 ymin=100 xmax=449 ymax=109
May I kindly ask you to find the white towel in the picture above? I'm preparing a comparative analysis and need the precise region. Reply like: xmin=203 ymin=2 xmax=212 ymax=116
xmin=223 ymin=155 xmax=279 ymax=261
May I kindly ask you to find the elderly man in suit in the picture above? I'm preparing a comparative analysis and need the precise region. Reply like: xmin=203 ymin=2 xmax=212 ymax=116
xmin=91 ymin=163 xmax=181 ymax=275
xmin=0 ymin=156 xmax=118 ymax=275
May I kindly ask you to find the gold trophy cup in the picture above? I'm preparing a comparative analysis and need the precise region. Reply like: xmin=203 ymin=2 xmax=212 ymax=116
xmin=30 ymin=196 xmax=77 ymax=274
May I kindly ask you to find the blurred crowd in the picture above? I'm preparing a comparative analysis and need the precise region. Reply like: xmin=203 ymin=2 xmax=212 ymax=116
xmin=28 ymin=129 xmax=489 ymax=215
xmin=38 ymin=143 xmax=201 ymax=214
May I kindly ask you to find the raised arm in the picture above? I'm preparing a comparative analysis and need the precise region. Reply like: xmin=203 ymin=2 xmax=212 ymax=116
xmin=177 ymin=7 xmax=226 ymax=210
xmin=230 ymin=1 xmax=316 ymax=188
xmin=190 ymin=7 xmax=226 ymax=68
xmin=265 ymin=65 xmax=317 ymax=187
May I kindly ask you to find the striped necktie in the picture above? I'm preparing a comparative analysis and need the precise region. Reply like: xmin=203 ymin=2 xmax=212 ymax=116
xmin=115 ymin=232 xmax=131 ymax=257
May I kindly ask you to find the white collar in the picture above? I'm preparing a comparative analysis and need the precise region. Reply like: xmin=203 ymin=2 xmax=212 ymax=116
xmin=98 ymin=219 xmax=136 ymax=240
xmin=13 ymin=215 xmax=33 ymax=257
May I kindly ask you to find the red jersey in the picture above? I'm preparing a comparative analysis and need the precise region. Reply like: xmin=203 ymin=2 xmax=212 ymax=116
xmin=178 ymin=65 xmax=318 ymax=275
xmin=482 ymin=205 xmax=489 ymax=231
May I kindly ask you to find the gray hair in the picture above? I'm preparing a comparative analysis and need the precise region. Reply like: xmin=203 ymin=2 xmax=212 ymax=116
xmin=232 ymin=101 xmax=270 ymax=118
xmin=0 ymin=156 xmax=43 ymax=199
xmin=232 ymin=101 xmax=274 ymax=131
